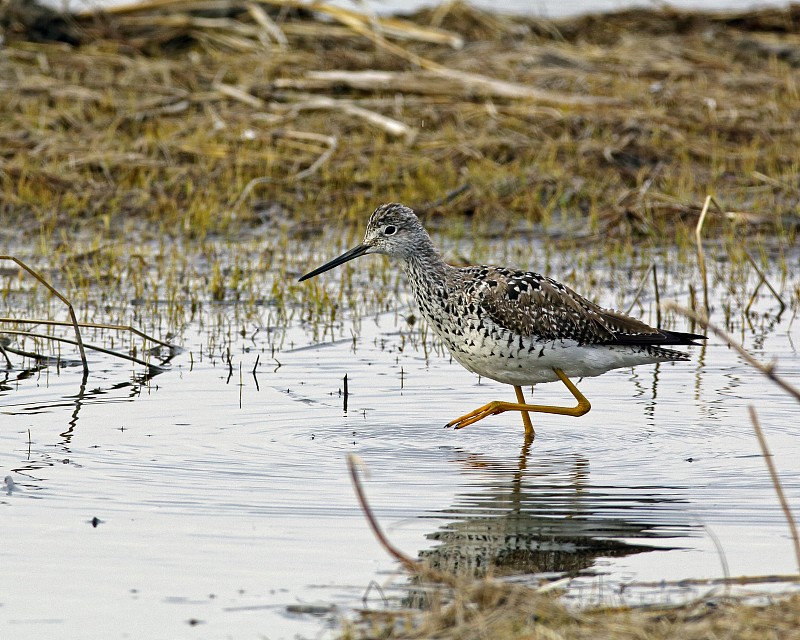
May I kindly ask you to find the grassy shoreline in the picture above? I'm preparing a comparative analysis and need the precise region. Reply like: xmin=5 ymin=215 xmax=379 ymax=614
xmin=1 ymin=2 xmax=798 ymax=246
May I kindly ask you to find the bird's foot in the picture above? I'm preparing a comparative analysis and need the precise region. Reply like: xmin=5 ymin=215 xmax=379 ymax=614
xmin=446 ymin=401 xmax=514 ymax=430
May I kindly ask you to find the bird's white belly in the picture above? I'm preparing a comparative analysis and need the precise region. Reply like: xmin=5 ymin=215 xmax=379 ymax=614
xmin=438 ymin=326 xmax=669 ymax=386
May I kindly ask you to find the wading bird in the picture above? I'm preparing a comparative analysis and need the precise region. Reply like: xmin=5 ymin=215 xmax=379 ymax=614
xmin=299 ymin=203 xmax=704 ymax=436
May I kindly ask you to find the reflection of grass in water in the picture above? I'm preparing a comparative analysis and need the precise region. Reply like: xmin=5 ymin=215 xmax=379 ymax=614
xmin=1 ymin=227 xmax=793 ymax=377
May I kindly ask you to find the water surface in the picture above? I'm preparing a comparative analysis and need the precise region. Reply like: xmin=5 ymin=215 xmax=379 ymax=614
xmin=1 ymin=239 xmax=798 ymax=639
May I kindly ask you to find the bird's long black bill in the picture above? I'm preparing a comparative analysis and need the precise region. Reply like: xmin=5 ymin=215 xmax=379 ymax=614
xmin=298 ymin=243 xmax=369 ymax=281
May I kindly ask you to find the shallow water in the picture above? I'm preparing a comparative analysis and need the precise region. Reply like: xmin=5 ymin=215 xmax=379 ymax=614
xmin=1 ymin=240 xmax=798 ymax=639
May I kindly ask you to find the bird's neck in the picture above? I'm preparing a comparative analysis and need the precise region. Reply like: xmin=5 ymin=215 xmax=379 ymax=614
xmin=401 ymin=241 xmax=450 ymax=312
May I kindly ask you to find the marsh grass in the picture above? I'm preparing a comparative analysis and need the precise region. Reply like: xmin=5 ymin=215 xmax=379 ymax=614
xmin=341 ymin=586 xmax=800 ymax=639
xmin=1 ymin=1 xmax=798 ymax=241
xmin=1 ymin=1 xmax=798 ymax=336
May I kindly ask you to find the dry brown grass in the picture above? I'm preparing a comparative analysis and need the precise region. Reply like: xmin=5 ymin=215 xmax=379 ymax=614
xmin=0 ymin=0 xmax=798 ymax=248
xmin=344 ymin=585 xmax=800 ymax=640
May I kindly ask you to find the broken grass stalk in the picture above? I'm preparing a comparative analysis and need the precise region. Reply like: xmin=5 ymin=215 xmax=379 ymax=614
xmin=1 ymin=255 xmax=88 ymax=376
xmin=624 ymin=262 xmax=660 ymax=326
xmin=744 ymin=250 xmax=786 ymax=312
xmin=694 ymin=196 xmax=714 ymax=317
xmin=749 ymin=406 xmax=800 ymax=576
xmin=0 ymin=317 xmax=178 ymax=351
xmin=1 ymin=329 xmax=164 ymax=372
xmin=664 ymin=301 xmax=800 ymax=403
xmin=347 ymin=453 xmax=456 ymax=585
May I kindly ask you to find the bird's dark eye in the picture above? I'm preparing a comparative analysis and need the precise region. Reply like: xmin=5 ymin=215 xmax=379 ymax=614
xmin=384 ymin=225 xmax=397 ymax=236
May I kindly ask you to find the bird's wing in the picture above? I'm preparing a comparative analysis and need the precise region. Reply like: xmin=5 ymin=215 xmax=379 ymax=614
xmin=470 ymin=267 xmax=662 ymax=345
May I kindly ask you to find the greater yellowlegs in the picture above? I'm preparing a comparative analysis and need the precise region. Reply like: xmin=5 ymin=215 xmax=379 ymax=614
xmin=299 ymin=203 xmax=704 ymax=435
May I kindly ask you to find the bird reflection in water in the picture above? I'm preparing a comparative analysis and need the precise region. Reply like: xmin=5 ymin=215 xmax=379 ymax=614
xmin=417 ymin=437 xmax=694 ymax=581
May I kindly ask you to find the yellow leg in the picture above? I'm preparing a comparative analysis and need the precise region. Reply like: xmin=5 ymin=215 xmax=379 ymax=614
xmin=514 ymin=385 xmax=535 ymax=436
xmin=446 ymin=368 xmax=591 ymax=431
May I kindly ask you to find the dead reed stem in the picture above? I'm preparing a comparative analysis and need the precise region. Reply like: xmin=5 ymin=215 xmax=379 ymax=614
xmin=1 ymin=256 xmax=88 ymax=376
xmin=347 ymin=453 xmax=457 ymax=586
xmin=749 ymin=406 xmax=800 ymax=575
xmin=694 ymin=196 xmax=713 ymax=317
xmin=665 ymin=302 xmax=800 ymax=403
xmin=0 ymin=317 xmax=178 ymax=350
xmin=625 ymin=262 xmax=660 ymax=322
xmin=1 ymin=329 xmax=162 ymax=371
xmin=744 ymin=250 xmax=786 ymax=312
xmin=275 ymin=69 xmax=618 ymax=106
xmin=347 ymin=454 xmax=425 ymax=574
xmin=653 ymin=263 xmax=661 ymax=327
